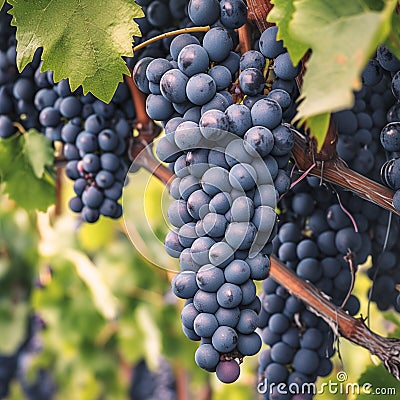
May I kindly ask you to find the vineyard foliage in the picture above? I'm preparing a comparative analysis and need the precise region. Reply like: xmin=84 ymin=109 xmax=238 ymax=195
xmin=2 ymin=0 xmax=400 ymax=399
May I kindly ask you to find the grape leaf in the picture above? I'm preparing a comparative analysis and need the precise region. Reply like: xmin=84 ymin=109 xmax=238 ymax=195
xmin=383 ymin=312 xmax=400 ymax=337
xmin=361 ymin=0 xmax=385 ymax=11
xmin=64 ymin=249 xmax=120 ymax=320
xmin=24 ymin=129 xmax=54 ymax=178
xmin=385 ymin=11 xmax=400 ymax=60
xmin=268 ymin=0 xmax=308 ymax=65
xmin=356 ymin=364 xmax=400 ymax=399
xmin=0 ymin=301 xmax=29 ymax=354
xmin=135 ymin=305 xmax=161 ymax=370
xmin=301 ymin=112 xmax=331 ymax=151
xmin=8 ymin=0 xmax=144 ymax=103
xmin=0 ymin=134 xmax=55 ymax=211
xmin=0 ymin=1 xmax=5 ymax=12
xmin=290 ymin=0 xmax=397 ymax=120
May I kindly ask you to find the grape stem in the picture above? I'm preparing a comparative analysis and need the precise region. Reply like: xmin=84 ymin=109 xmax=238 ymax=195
xmin=340 ymin=251 xmax=356 ymax=309
xmin=133 ymin=26 xmax=211 ymax=53
xmin=54 ymin=155 xmax=67 ymax=167
xmin=12 ymin=121 xmax=26 ymax=135
xmin=129 ymin=139 xmax=173 ymax=187
xmin=125 ymin=73 xmax=163 ymax=142
xmin=238 ymin=23 xmax=252 ymax=54
xmin=270 ymin=255 xmax=400 ymax=380
xmin=55 ymin=167 xmax=63 ymax=217
xmin=246 ymin=0 xmax=274 ymax=32
xmin=125 ymin=72 xmax=151 ymax=127
xmin=174 ymin=365 xmax=189 ymax=400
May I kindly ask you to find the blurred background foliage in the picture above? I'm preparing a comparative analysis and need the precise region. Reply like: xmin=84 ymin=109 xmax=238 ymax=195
xmin=1 ymin=171 xmax=400 ymax=400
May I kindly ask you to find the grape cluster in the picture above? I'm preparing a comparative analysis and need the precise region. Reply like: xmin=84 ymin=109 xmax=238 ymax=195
xmin=376 ymin=46 xmax=400 ymax=210
xmin=258 ymin=177 xmax=367 ymax=399
xmin=35 ymin=75 xmax=135 ymax=223
xmin=130 ymin=358 xmax=176 ymax=400
xmin=367 ymin=211 xmax=400 ymax=312
xmin=0 ymin=354 xmax=18 ymax=399
xmin=333 ymin=59 xmax=394 ymax=181
xmin=330 ymin=45 xmax=400 ymax=312
xmin=128 ymin=2 xmax=306 ymax=383
xmin=0 ymin=4 xmax=42 ymax=138
xmin=0 ymin=314 xmax=54 ymax=400
xmin=338 ymin=194 xmax=400 ymax=314
xmin=162 ymin=125 xmax=279 ymax=383
xmin=133 ymin=23 xmax=300 ymax=195
xmin=0 ymin=2 xmax=137 ymax=223
xmin=367 ymin=50 xmax=400 ymax=311
xmin=61 ymin=84 xmax=134 ymax=223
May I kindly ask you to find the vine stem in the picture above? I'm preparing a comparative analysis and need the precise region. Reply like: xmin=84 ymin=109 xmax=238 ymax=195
xmin=54 ymin=155 xmax=67 ymax=167
xmin=130 ymin=140 xmax=174 ymax=187
xmin=55 ymin=167 xmax=63 ymax=216
xmin=12 ymin=121 xmax=26 ymax=135
xmin=133 ymin=26 xmax=211 ymax=53
xmin=174 ymin=365 xmax=189 ymax=400
xmin=246 ymin=0 xmax=274 ymax=32
xmin=238 ymin=23 xmax=252 ymax=54
xmin=125 ymin=70 xmax=167 ymax=147
xmin=292 ymin=131 xmax=400 ymax=216
xmin=125 ymin=72 xmax=151 ymax=126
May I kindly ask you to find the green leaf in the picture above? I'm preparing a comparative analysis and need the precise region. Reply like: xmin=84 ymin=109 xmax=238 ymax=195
xmin=0 ymin=135 xmax=55 ymax=211
xmin=268 ymin=0 xmax=308 ymax=65
xmin=290 ymin=0 xmax=397 ymax=121
xmin=24 ymin=129 xmax=54 ymax=178
xmin=0 ymin=301 xmax=29 ymax=354
xmin=385 ymin=11 xmax=400 ymax=60
xmin=361 ymin=0 xmax=385 ymax=11
xmin=0 ymin=1 xmax=5 ymax=12
xmin=9 ymin=0 xmax=144 ymax=103
xmin=383 ymin=312 xmax=400 ymax=337
xmin=64 ymin=249 xmax=120 ymax=321
xmin=301 ymin=112 xmax=331 ymax=151
xmin=135 ymin=305 xmax=162 ymax=370
xmin=356 ymin=364 xmax=400 ymax=399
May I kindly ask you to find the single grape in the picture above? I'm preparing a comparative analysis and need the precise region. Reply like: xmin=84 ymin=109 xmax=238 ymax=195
xmin=212 ymin=326 xmax=238 ymax=352
xmin=177 ymin=44 xmax=210 ymax=77
xmin=259 ymin=26 xmax=285 ymax=59
xmin=195 ymin=344 xmax=220 ymax=371
xmin=188 ymin=0 xmax=220 ymax=25
xmin=219 ymin=0 xmax=247 ymax=29
xmin=186 ymin=73 xmax=217 ymax=106
xmin=202 ymin=27 xmax=233 ymax=62
xmin=172 ymin=271 xmax=198 ymax=299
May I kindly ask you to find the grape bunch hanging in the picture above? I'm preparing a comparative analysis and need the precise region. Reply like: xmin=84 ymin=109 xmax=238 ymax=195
xmin=3 ymin=0 xmax=400 ymax=397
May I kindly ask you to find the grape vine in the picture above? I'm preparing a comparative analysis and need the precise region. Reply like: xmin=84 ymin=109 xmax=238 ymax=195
xmin=2 ymin=0 xmax=400 ymax=399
